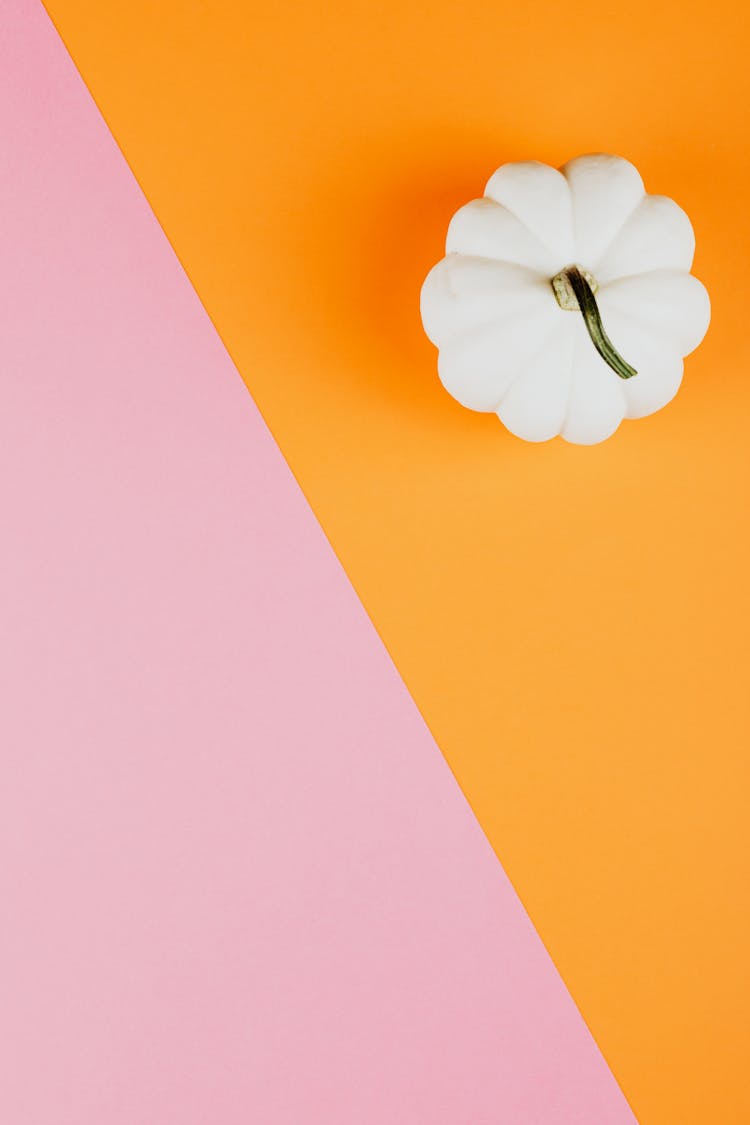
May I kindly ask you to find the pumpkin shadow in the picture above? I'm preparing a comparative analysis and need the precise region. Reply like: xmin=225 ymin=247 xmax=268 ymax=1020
xmin=326 ymin=143 xmax=520 ymax=434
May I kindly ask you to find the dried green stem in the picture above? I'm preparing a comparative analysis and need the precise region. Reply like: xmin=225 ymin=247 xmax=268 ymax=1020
xmin=552 ymin=265 xmax=638 ymax=380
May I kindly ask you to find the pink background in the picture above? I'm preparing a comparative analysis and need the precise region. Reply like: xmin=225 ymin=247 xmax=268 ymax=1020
xmin=0 ymin=3 xmax=635 ymax=1121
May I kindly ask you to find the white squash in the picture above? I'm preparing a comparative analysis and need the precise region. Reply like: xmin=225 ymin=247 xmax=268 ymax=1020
xmin=420 ymin=154 xmax=710 ymax=444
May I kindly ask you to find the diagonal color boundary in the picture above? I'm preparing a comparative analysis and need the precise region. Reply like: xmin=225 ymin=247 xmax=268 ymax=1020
xmin=0 ymin=3 xmax=637 ymax=1123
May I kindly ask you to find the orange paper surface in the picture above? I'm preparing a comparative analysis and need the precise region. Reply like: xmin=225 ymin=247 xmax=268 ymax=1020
xmin=43 ymin=2 xmax=750 ymax=1120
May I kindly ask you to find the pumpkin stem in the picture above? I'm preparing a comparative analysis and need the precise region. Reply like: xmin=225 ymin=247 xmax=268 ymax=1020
xmin=551 ymin=265 xmax=638 ymax=380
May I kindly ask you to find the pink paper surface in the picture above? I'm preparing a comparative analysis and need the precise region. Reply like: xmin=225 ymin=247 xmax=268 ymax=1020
xmin=0 ymin=3 xmax=636 ymax=1122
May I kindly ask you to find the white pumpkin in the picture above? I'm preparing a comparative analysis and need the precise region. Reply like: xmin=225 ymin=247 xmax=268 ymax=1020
xmin=420 ymin=154 xmax=710 ymax=444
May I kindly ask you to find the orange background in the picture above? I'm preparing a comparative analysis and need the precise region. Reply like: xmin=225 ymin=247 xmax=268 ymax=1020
xmin=43 ymin=1 xmax=750 ymax=1120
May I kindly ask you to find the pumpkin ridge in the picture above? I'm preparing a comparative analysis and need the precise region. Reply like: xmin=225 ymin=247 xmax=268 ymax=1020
xmin=587 ymin=189 xmax=647 ymax=273
xmin=598 ymin=273 xmax=710 ymax=357
xmin=443 ymin=254 xmax=548 ymax=280
xmin=482 ymin=188 xmax=569 ymax=264
xmin=437 ymin=306 xmax=560 ymax=412
xmin=439 ymin=297 xmax=558 ymax=353
xmin=489 ymin=315 xmax=564 ymax=413
xmin=562 ymin=325 xmax=627 ymax=443
xmin=424 ymin=274 xmax=556 ymax=349
xmin=420 ymin=258 xmax=552 ymax=347
xmin=560 ymin=327 xmax=583 ymax=438
xmin=450 ymin=196 xmax=561 ymax=270
xmin=561 ymin=155 xmax=646 ymax=270
xmin=499 ymin=319 xmax=575 ymax=441
xmin=598 ymin=266 xmax=697 ymax=288
xmin=595 ymin=194 xmax=696 ymax=282
xmin=438 ymin=253 xmax=552 ymax=286
xmin=596 ymin=303 xmax=683 ymax=372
